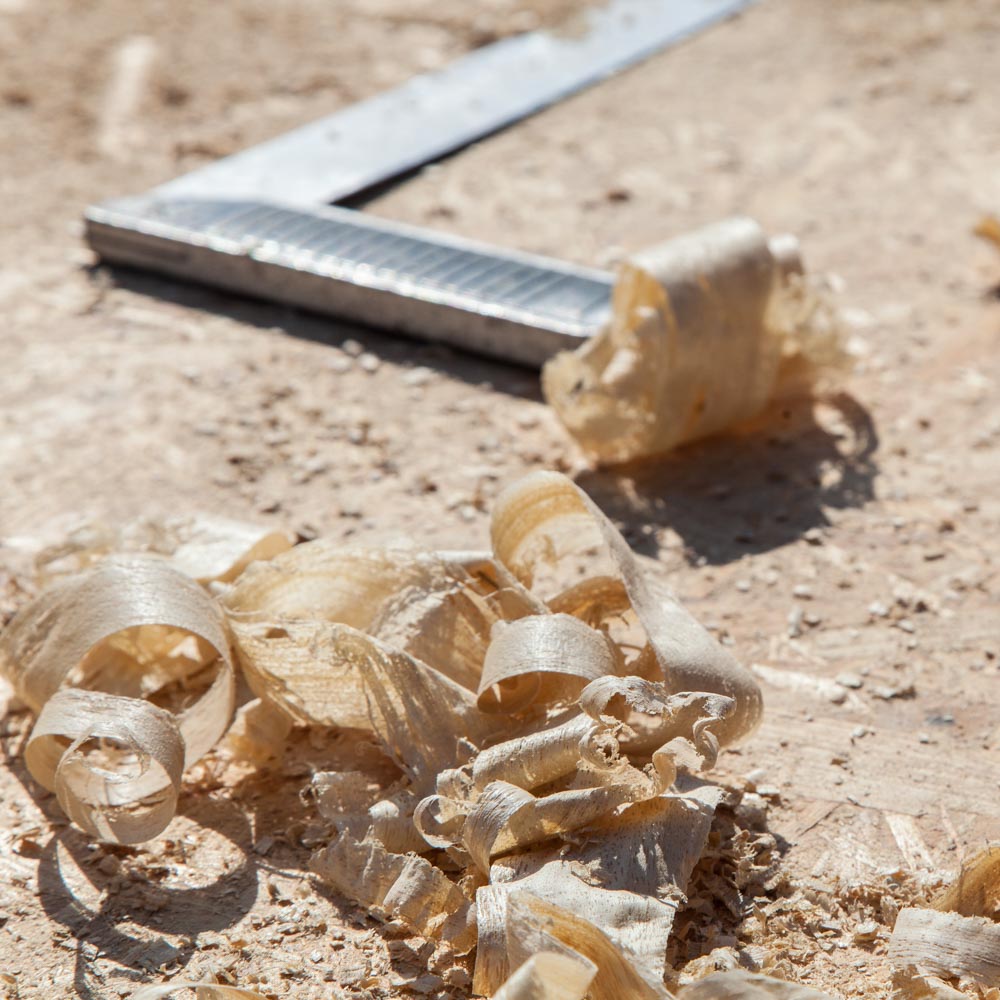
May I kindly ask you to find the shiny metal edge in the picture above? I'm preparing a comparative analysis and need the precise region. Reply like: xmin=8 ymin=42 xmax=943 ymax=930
xmin=85 ymin=197 xmax=614 ymax=368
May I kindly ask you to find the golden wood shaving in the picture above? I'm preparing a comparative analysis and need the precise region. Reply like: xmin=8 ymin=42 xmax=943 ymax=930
xmin=541 ymin=217 xmax=844 ymax=464
xmin=310 ymin=832 xmax=477 ymax=954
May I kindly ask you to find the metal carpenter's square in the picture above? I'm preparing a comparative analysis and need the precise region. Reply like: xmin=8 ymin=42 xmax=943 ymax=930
xmin=85 ymin=0 xmax=756 ymax=367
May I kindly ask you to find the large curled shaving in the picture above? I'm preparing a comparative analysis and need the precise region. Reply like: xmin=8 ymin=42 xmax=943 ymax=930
xmin=477 ymin=613 xmax=621 ymax=713
xmin=223 ymin=546 xmax=543 ymax=695
xmin=0 ymin=555 xmax=235 ymax=844
xmin=541 ymin=216 xmax=844 ymax=464
xmin=490 ymin=470 xmax=762 ymax=746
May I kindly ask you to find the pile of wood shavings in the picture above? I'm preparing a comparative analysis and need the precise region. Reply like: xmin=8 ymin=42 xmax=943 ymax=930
xmin=1 ymin=472 xmax=997 ymax=999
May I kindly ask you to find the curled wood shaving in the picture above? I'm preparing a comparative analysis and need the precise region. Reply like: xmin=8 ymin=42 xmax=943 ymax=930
xmin=482 ymin=785 xmax=721 ymax=995
xmin=542 ymin=216 xmax=843 ymax=464
xmin=477 ymin=613 xmax=621 ymax=713
xmin=473 ymin=885 xmax=514 ymax=994
xmin=490 ymin=470 xmax=761 ymax=746
xmin=1 ymin=555 xmax=235 ymax=844
xmin=310 ymin=832 xmax=477 ymax=954
xmin=226 ymin=617 xmax=497 ymax=791
xmin=311 ymin=771 xmax=425 ymax=854
xmin=462 ymin=778 xmax=640 ymax=874
xmin=223 ymin=545 xmax=542 ymax=694
xmin=259 ymin=473 xmax=760 ymax=991
xmin=415 ymin=677 xmax=733 ymax=879
xmin=469 ymin=713 xmax=597 ymax=792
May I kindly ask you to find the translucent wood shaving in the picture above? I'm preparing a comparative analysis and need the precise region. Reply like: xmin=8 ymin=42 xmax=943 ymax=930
xmin=477 ymin=613 xmax=621 ymax=713
xmin=224 ymin=618 xmax=499 ymax=791
xmin=223 ymin=546 xmax=542 ymax=695
xmin=542 ymin=216 xmax=844 ymax=464
xmin=1 ymin=472 xmax=767 ymax=994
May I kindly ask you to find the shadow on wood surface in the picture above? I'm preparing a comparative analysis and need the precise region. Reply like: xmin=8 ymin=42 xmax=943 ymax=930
xmin=576 ymin=392 xmax=878 ymax=566
xmin=34 ymin=796 xmax=258 ymax=998
xmin=92 ymin=263 xmax=544 ymax=402
xmin=4 ymin=721 xmax=381 ymax=997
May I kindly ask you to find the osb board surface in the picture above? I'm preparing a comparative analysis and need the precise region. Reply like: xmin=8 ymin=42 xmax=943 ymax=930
xmin=1 ymin=0 xmax=999 ymax=997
